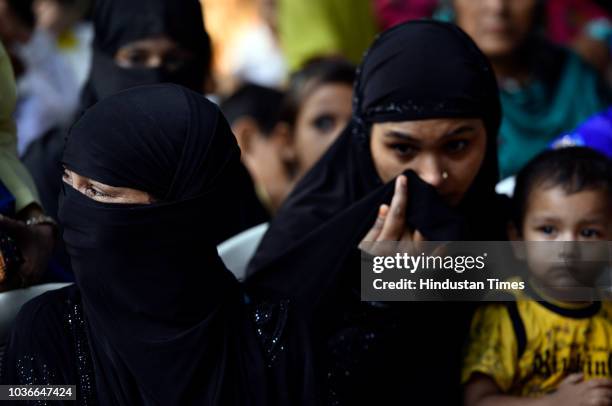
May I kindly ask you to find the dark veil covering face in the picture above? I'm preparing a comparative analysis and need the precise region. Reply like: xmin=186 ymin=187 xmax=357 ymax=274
xmin=82 ymin=0 xmax=212 ymax=106
xmin=58 ymin=85 xmax=269 ymax=405
xmin=245 ymin=20 xmax=509 ymax=404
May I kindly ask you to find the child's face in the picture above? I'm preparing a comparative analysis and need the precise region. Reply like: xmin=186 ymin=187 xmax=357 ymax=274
xmin=521 ymin=185 xmax=612 ymax=291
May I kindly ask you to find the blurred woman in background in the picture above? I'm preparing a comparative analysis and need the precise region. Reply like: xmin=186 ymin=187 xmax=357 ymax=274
xmin=453 ymin=0 xmax=612 ymax=179
xmin=78 ymin=0 xmax=212 ymax=106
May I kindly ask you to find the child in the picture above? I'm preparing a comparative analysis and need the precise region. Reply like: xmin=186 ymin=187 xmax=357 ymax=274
xmin=220 ymin=83 xmax=292 ymax=213
xmin=463 ymin=147 xmax=612 ymax=406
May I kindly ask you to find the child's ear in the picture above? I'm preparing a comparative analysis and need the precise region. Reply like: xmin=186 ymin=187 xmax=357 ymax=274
xmin=268 ymin=121 xmax=298 ymax=177
xmin=507 ymin=221 xmax=525 ymax=260
xmin=507 ymin=221 xmax=520 ymax=241
xmin=232 ymin=117 xmax=260 ymax=155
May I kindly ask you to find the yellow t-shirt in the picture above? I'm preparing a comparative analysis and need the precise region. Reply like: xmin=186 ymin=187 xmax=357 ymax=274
xmin=462 ymin=284 xmax=612 ymax=396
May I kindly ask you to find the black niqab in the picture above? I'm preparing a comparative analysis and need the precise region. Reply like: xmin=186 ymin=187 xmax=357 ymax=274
xmin=59 ymin=85 xmax=265 ymax=405
xmin=84 ymin=0 xmax=211 ymax=106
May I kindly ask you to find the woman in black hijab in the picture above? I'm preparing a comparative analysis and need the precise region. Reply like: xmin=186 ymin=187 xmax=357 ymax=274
xmin=1 ymin=84 xmax=315 ymax=405
xmin=246 ymin=20 xmax=510 ymax=404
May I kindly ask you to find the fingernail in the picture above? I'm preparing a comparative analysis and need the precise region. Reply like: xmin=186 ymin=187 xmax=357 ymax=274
xmin=379 ymin=204 xmax=389 ymax=217
xmin=400 ymin=175 xmax=407 ymax=188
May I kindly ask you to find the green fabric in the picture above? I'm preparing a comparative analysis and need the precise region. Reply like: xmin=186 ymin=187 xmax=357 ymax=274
xmin=278 ymin=0 xmax=378 ymax=71
xmin=498 ymin=50 xmax=611 ymax=179
xmin=0 ymin=42 xmax=40 ymax=212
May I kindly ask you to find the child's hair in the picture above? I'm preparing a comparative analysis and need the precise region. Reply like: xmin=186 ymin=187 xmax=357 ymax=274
xmin=512 ymin=147 xmax=612 ymax=231
xmin=279 ymin=56 xmax=356 ymax=127
xmin=220 ymin=83 xmax=284 ymax=136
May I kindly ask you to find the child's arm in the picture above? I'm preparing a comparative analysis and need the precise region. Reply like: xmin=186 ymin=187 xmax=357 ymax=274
xmin=465 ymin=372 xmax=612 ymax=406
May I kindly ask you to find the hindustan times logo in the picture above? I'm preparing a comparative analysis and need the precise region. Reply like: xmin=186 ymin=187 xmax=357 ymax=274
xmin=372 ymin=252 xmax=488 ymax=274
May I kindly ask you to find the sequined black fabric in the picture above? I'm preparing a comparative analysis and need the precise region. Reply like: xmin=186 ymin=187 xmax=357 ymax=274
xmin=324 ymin=298 xmax=399 ymax=406
xmin=0 ymin=286 xmax=97 ymax=405
xmin=2 ymin=286 xmax=297 ymax=405
xmin=363 ymin=99 xmax=489 ymax=121
xmin=252 ymin=299 xmax=290 ymax=367
xmin=64 ymin=291 xmax=96 ymax=405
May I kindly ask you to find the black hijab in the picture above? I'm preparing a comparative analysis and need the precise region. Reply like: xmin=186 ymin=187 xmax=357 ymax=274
xmin=83 ymin=0 xmax=211 ymax=106
xmin=248 ymin=20 xmax=506 ymax=277
xmin=59 ymin=85 xmax=268 ymax=405
xmin=245 ymin=21 xmax=509 ymax=405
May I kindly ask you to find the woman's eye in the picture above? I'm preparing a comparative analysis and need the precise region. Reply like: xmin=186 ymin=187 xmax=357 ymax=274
xmin=580 ymin=228 xmax=602 ymax=239
xmin=85 ymin=186 xmax=109 ymax=199
xmin=312 ymin=115 xmax=335 ymax=133
xmin=389 ymin=143 xmax=417 ymax=158
xmin=125 ymin=50 xmax=149 ymax=66
xmin=445 ymin=139 xmax=469 ymax=153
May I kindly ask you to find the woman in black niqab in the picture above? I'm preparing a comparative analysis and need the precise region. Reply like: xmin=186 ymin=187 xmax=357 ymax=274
xmin=83 ymin=0 xmax=212 ymax=105
xmin=246 ymin=20 xmax=510 ymax=405
xmin=1 ymin=85 xmax=313 ymax=405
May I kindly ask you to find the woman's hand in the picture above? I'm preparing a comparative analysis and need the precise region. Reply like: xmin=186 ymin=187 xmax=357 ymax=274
xmin=359 ymin=175 xmax=426 ymax=255
xmin=0 ymin=205 xmax=56 ymax=288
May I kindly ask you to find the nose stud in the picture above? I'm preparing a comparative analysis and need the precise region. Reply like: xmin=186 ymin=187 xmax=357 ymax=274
xmin=442 ymin=170 xmax=449 ymax=180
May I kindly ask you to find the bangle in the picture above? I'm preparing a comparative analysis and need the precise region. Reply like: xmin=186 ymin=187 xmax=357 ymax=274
xmin=25 ymin=215 xmax=58 ymax=228
xmin=26 ymin=215 xmax=59 ymax=239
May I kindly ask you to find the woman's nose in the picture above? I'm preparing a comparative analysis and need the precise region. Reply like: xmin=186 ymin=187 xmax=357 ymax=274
xmin=416 ymin=156 xmax=444 ymax=188
xmin=482 ymin=0 xmax=508 ymax=15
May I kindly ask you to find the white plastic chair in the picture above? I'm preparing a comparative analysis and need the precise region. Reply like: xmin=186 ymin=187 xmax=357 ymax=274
xmin=217 ymin=223 xmax=269 ymax=281
xmin=496 ymin=176 xmax=516 ymax=197
xmin=0 ymin=223 xmax=269 ymax=357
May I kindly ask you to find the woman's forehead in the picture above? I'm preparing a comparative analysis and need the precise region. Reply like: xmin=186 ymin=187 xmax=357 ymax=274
xmin=376 ymin=118 xmax=484 ymax=139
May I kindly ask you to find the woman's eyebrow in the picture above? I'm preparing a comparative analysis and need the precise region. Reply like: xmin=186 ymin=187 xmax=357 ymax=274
xmin=384 ymin=125 xmax=476 ymax=142
xmin=88 ymin=178 xmax=120 ymax=191
xmin=384 ymin=131 xmax=420 ymax=143
xmin=443 ymin=125 xmax=476 ymax=138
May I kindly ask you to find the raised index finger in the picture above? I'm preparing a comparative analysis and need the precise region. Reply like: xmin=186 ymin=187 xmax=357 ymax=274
xmin=377 ymin=175 xmax=408 ymax=241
